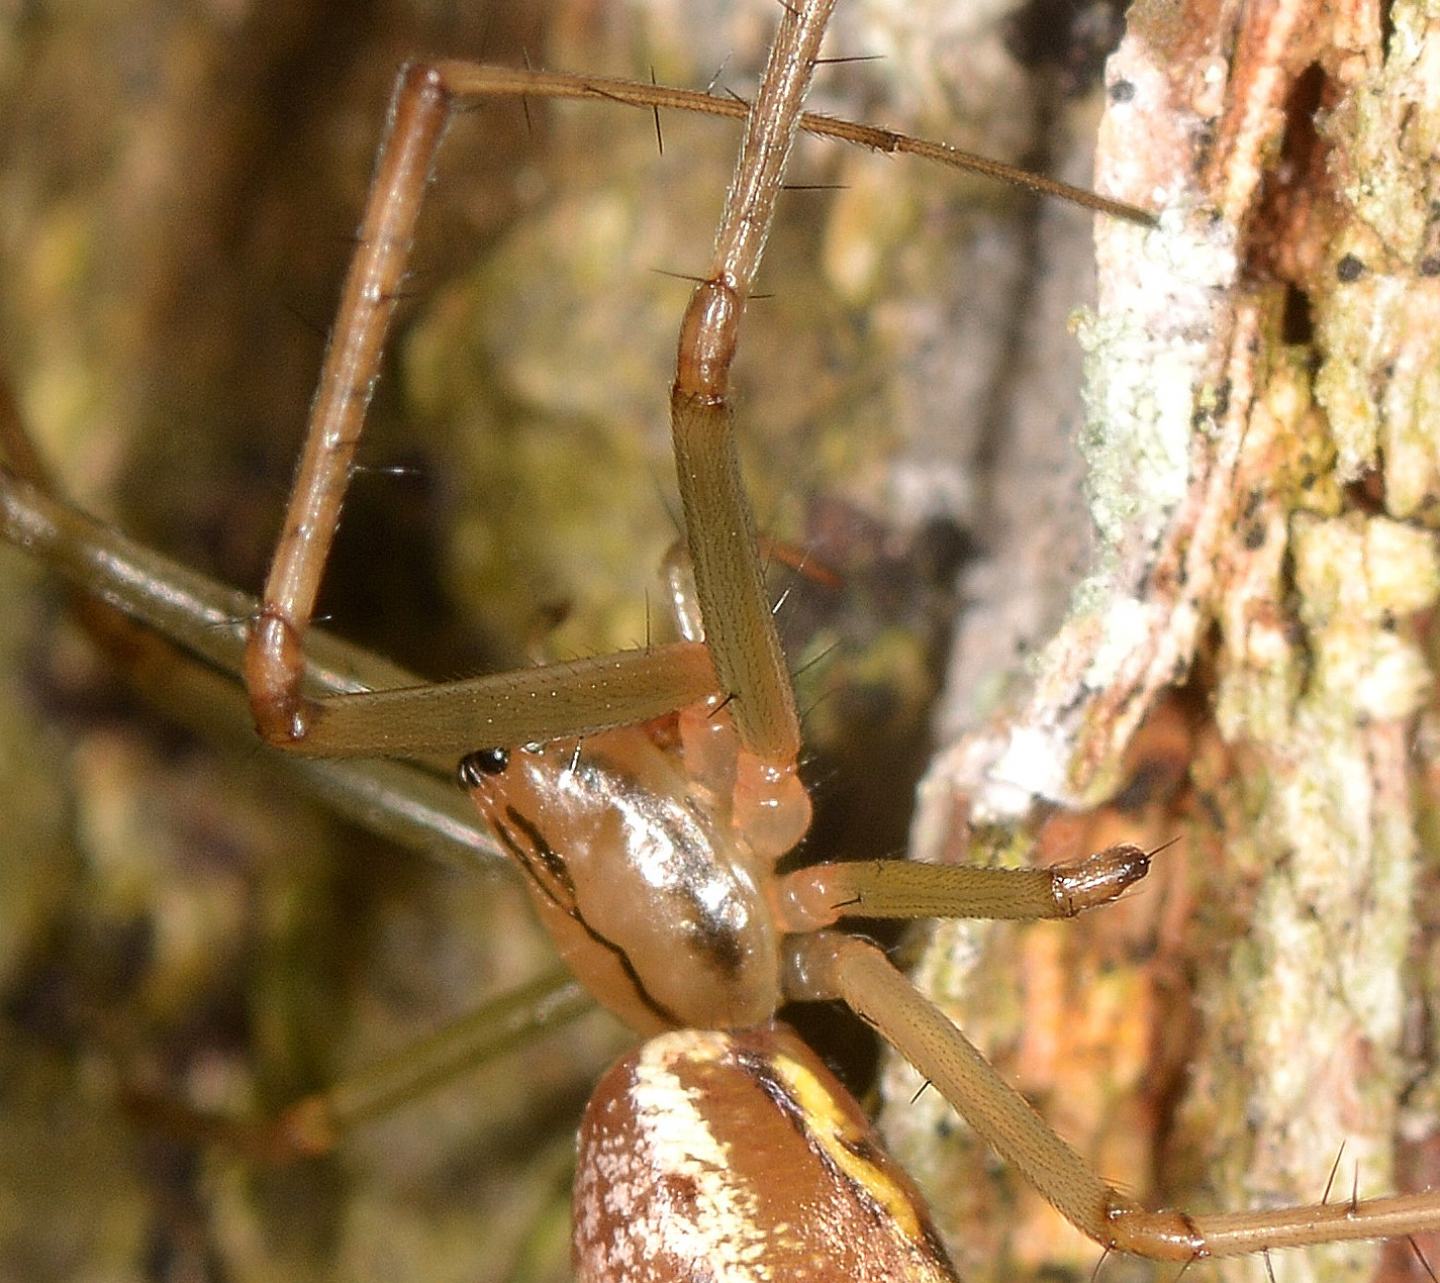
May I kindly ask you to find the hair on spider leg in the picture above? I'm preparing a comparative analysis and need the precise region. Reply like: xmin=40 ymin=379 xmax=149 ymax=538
xmin=346 ymin=462 xmax=429 ymax=481
xmin=909 ymin=1077 xmax=934 ymax=1105
xmin=200 ymin=615 xmax=254 ymax=637
xmin=1321 ymin=1139 xmax=1349 ymax=1205
xmin=372 ymin=285 xmax=428 ymax=307
xmin=1143 ymin=834 xmax=1184 ymax=860
xmin=708 ymin=690 xmax=739 ymax=719
xmin=648 ymin=266 xmax=711 ymax=287
xmin=649 ymin=66 xmax=663 ymax=157
xmin=281 ymin=298 xmax=332 ymax=344
xmin=791 ymin=636 xmax=843 ymax=682
xmin=575 ymin=81 xmax=650 ymax=114
xmin=701 ymin=55 xmax=733 ymax=100
xmin=519 ymin=46 xmax=536 ymax=138
xmin=1409 ymin=1236 xmax=1440 ymax=1283
xmin=796 ymin=680 xmax=846 ymax=732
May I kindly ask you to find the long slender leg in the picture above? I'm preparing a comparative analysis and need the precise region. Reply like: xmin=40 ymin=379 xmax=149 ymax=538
xmin=125 ymin=968 xmax=591 ymax=1162
xmin=785 ymin=932 xmax=1440 ymax=1262
xmin=9 ymin=412 xmax=719 ymax=755
xmin=3 ymin=384 xmax=601 ymax=1163
xmin=242 ymin=63 xmax=713 ymax=755
xmin=1 ymin=369 xmax=517 ymax=861
xmin=661 ymin=0 xmax=842 ymax=862
xmin=665 ymin=0 xmax=834 ymax=774
xmin=666 ymin=0 xmax=1154 ymax=781
xmin=242 ymin=48 xmax=1154 ymax=761
xmin=427 ymin=66 xmax=1153 ymax=225
xmin=774 ymin=843 xmax=1153 ymax=931
xmin=279 ymin=968 xmax=589 ymax=1154
xmin=0 ymin=464 xmax=508 ymax=866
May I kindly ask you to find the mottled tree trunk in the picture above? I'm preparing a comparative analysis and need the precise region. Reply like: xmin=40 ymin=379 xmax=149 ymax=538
xmin=889 ymin=3 xmax=1440 ymax=1282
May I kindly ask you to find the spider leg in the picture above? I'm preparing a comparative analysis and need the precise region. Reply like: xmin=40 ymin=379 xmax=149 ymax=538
xmin=775 ymin=842 xmax=1154 ymax=930
xmin=785 ymin=930 xmax=1440 ymax=1262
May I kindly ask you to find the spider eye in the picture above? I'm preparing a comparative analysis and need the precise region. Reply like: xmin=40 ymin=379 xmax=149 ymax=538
xmin=457 ymin=747 xmax=510 ymax=788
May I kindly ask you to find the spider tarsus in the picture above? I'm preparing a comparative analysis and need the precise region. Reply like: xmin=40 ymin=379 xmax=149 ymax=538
xmin=1051 ymin=843 xmax=1152 ymax=917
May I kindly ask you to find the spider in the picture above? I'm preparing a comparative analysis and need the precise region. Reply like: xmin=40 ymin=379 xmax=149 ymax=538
xmin=2 ymin=2 xmax=1440 ymax=1283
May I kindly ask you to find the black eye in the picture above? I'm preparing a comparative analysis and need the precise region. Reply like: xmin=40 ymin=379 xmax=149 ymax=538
xmin=457 ymin=747 xmax=510 ymax=788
